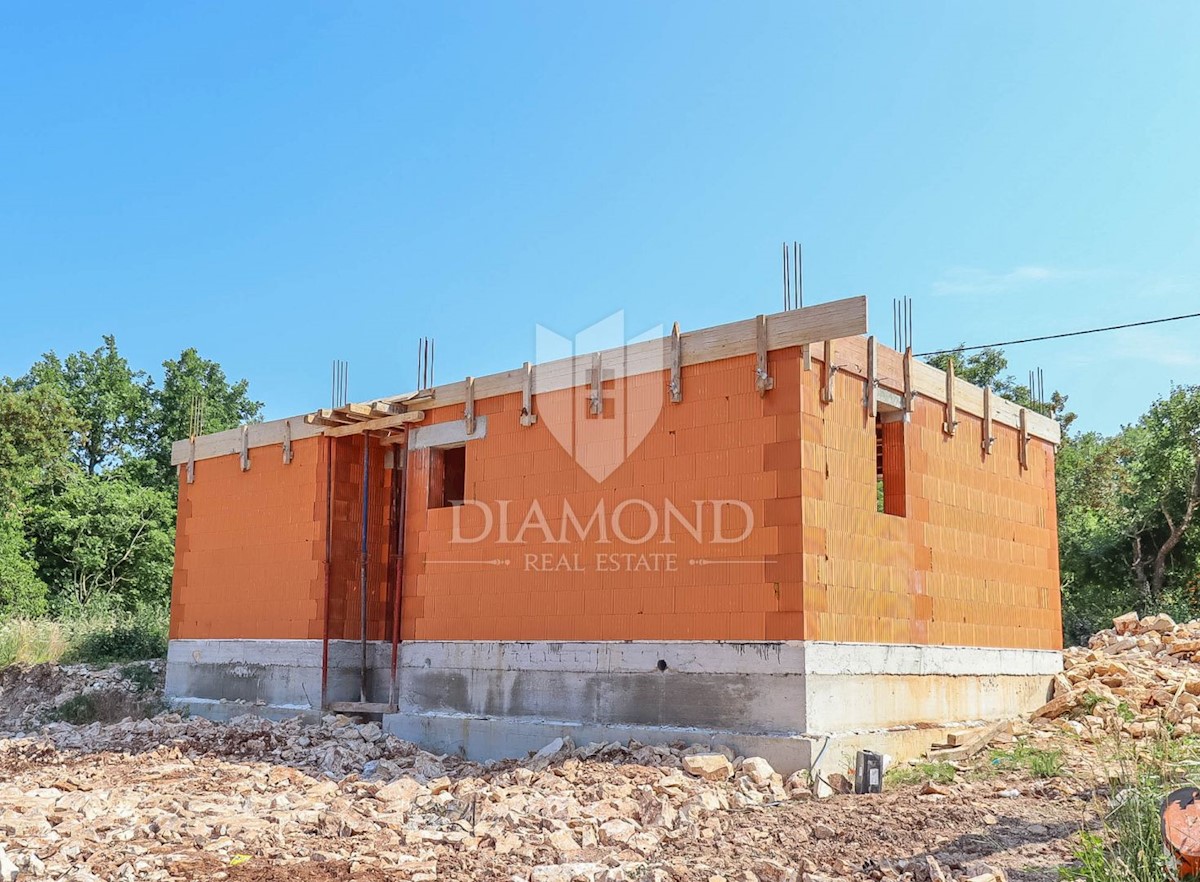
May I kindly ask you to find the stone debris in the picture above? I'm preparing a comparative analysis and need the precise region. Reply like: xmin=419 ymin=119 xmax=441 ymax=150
xmin=0 ymin=660 xmax=1088 ymax=880
xmin=1029 ymin=611 xmax=1200 ymax=739
xmin=0 ymin=660 xmax=164 ymax=732
xmin=682 ymin=753 xmax=734 ymax=781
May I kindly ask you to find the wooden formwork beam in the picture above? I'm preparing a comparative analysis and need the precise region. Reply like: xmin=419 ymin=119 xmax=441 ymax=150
xmin=323 ymin=411 xmax=426 ymax=438
xmin=519 ymin=362 xmax=537 ymax=426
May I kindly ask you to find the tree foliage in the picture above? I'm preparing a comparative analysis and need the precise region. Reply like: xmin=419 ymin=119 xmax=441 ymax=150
xmin=152 ymin=348 xmax=262 ymax=488
xmin=18 ymin=337 xmax=154 ymax=475
xmin=29 ymin=471 xmax=175 ymax=609
xmin=0 ymin=337 xmax=259 ymax=616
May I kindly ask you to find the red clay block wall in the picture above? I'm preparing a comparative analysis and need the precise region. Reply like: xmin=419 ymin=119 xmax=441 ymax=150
xmin=798 ymin=352 xmax=1062 ymax=651
xmin=398 ymin=351 xmax=805 ymax=642
xmin=168 ymin=340 xmax=1062 ymax=651
xmin=170 ymin=436 xmax=326 ymax=640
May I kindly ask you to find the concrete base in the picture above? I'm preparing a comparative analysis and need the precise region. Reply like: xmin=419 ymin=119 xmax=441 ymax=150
xmin=165 ymin=638 xmax=1061 ymax=775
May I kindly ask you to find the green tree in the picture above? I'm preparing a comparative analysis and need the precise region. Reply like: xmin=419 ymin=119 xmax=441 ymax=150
xmin=0 ymin=517 xmax=47 ymax=616
xmin=19 ymin=336 xmax=154 ymax=475
xmin=29 ymin=470 xmax=175 ymax=610
xmin=0 ymin=381 xmax=78 ymax=616
xmin=151 ymin=348 xmax=262 ymax=487
xmin=1123 ymin=385 xmax=1200 ymax=607
xmin=1055 ymin=430 xmax=1133 ymax=641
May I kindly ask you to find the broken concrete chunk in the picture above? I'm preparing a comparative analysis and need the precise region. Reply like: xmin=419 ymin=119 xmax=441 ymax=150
xmin=682 ymin=753 xmax=734 ymax=781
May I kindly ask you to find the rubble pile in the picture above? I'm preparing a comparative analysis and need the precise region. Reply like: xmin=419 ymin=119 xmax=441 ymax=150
xmin=0 ymin=660 xmax=164 ymax=733
xmin=0 ymin=657 xmax=1092 ymax=880
xmin=1034 ymin=611 xmax=1200 ymax=738
xmin=0 ymin=707 xmax=1065 ymax=882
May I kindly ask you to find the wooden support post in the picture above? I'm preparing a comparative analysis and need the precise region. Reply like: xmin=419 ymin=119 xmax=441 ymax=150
xmin=865 ymin=335 xmax=878 ymax=418
xmin=283 ymin=420 xmax=294 ymax=464
xmin=464 ymin=376 xmax=476 ymax=435
xmin=943 ymin=359 xmax=958 ymax=436
xmin=519 ymin=362 xmax=537 ymax=426
xmin=240 ymin=425 xmax=251 ymax=471
xmin=903 ymin=347 xmax=914 ymax=413
xmin=755 ymin=314 xmax=774 ymax=395
xmin=668 ymin=322 xmax=683 ymax=403
xmin=590 ymin=352 xmax=603 ymax=415
xmin=982 ymin=387 xmax=995 ymax=455
xmin=186 ymin=439 xmax=196 ymax=484
xmin=802 ymin=343 xmax=812 ymax=372
xmin=1018 ymin=407 xmax=1029 ymax=469
xmin=821 ymin=339 xmax=836 ymax=403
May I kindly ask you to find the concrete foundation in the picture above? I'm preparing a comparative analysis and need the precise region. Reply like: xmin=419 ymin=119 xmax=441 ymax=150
xmin=165 ymin=638 xmax=1060 ymax=775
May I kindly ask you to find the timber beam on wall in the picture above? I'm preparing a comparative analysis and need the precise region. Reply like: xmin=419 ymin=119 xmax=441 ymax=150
xmin=381 ymin=296 xmax=865 ymax=414
xmin=171 ymin=295 xmax=1059 ymax=467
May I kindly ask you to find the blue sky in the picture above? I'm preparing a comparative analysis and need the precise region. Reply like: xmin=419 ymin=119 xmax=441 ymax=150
xmin=1 ymin=2 xmax=1197 ymax=435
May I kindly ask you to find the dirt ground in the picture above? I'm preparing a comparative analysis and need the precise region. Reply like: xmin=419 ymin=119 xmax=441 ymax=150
xmin=0 ymin=660 xmax=1102 ymax=882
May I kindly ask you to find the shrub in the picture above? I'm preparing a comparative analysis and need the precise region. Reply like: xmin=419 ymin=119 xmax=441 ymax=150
xmin=0 ymin=605 xmax=167 ymax=668
xmin=885 ymin=760 xmax=957 ymax=787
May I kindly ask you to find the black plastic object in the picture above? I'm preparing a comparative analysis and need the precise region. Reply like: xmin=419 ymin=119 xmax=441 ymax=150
xmin=854 ymin=750 xmax=884 ymax=794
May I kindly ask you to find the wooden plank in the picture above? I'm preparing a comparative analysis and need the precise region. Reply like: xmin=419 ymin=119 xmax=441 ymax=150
xmin=282 ymin=420 xmax=293 ymax=465
xmin=926 ymin=720 xmax=1007 ymax=762
xmin=802 ymin=343 xmax=812 ymax=372
xmin=186 ymin=439 xmax=196 ymax=484
xmin=589 ymin=353 xmax=603 ymax=415
xmin=339 ymin=403 xmax=376 ymax=420
xmin=755 ymin=314 xmax=774 ymax=395
xmin=519 ymin=362 xmax=537 ymax=426
xmin=669 ymin=322 xmax=682 ymax=403
xmin=821 ymin=339 xmax=836 ymax=403
xmin=865 ymin=335 xmax=877 ymax=418
xmin=240 ymin=425 xmax=251 ymax=472
xmin=305 ymin=408 xmax=355 ymax=426
xmin=1019 ymin=407 xmax=1029 ymax=469
xmin=327 ymin=701 xmax=397 ymax=714
xmin=464 ymin=376 xmax=476 ymax=435
xmin=943 ymin=358 xmax=958 ymax=436
xmin=982 ymin=387 xmax=995 ymax=455
xmin=903 ymin=347 xmax=914 ymax=413
xmin=323 ymin=411 xmax=426 ymax=438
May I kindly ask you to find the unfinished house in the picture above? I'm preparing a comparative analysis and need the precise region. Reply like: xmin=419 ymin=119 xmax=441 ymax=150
xmin=165 ymin=296 xmax=1062 ymax=772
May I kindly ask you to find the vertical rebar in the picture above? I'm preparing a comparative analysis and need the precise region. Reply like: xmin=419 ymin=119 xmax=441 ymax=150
xmin=359 ymin=436 xmax=370 ymax=703
xmin=796 ymin=242 xmax=803 ymax=308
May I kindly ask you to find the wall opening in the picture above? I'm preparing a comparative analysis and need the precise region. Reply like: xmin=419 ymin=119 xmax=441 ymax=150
xmin=429 ymin=445 xmax=467 ymax=508
xmin=875 ymin=414 xmax=906 ymax=517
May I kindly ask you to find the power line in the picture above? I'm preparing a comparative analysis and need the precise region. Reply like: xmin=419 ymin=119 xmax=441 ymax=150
xmin=916 ymin=310 xmax=1200 ymax=358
